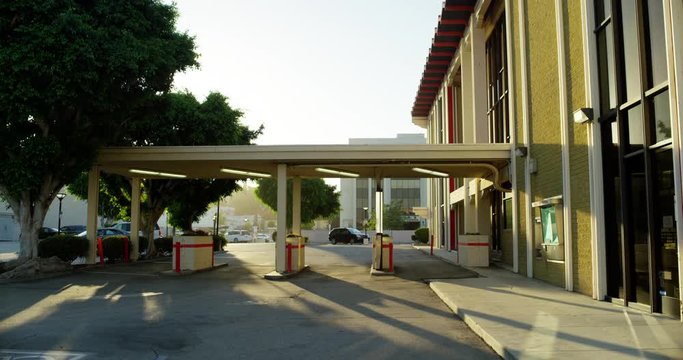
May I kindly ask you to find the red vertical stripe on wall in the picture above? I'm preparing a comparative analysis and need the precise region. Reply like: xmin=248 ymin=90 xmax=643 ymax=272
xmin=446 ymin=87 xmax=456 ymax=251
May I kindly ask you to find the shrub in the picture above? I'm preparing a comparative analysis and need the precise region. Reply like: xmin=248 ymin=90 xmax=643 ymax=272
xmin=101 ymin=235 xmax=132 ymax=261
xmin=413 ymin=228 xmax=429 ymax=244
xmin=38 ymin=235 xmax=89 ymax=261
xmin=138 ymin=236 xmax=149 ymax=253
xmin=155 ymin=237 xmax=174 ymax=253
xmin=213 ymin=234 xmax=227 ymax=251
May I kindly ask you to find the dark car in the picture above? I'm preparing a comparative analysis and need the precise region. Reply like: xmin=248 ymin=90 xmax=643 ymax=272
xmin=39 ymin=227 xmax=59 ymax=239
xmin=76 ymin=227 xmax=128 ymax=238
xmin=328 ymin=227 xmax=368 ymax=245
xmin=60 ymin=225 xmax=87 ymax=235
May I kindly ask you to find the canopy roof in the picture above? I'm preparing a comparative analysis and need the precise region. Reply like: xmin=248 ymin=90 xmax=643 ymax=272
xmin=97 ymin=143 xmax=511 ymax=190
xmin=411 ymin=0 xmax=475 ymax=118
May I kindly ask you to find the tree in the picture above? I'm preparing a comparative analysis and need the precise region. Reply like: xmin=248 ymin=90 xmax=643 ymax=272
xmin=69 ymin=92 xmax=261 ymax=253
xmin=367 ymin=200 xmax=407 ymax=230
xmin=255 ymin=178 xmax=339 ymax=229
xmin=0 ymin=1 xmax=197 ymax=259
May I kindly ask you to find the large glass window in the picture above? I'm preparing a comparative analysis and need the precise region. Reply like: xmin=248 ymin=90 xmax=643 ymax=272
xmin=594 ymin=0 xmax=675 ymax=316
xmin=486 ymin=14 xmax=509 ymax=144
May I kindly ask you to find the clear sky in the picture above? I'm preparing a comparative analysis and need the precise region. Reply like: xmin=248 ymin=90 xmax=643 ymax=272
xmin=170 ymin=0 xmax=443 ymax=145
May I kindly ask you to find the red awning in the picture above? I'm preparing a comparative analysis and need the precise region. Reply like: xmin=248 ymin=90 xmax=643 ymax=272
xmin=411 ymin=0 xmax=475 ymax=117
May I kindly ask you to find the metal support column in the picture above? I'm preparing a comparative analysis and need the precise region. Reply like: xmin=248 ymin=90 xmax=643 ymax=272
xmin=130 ymin=177 xmax=141 ymax=261
xmin=86 ymin=166 xmax=100 ymax=264
xmin=292 ymin=176 xmax=301 ymax=236
xmin=375 ymin=179 xmax=384 ymax=233
xmin=275 ymin=164 xmax=287 ymax=273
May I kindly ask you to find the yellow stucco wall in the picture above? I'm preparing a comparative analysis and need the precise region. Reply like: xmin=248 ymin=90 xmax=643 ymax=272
xmin=563 ymin=0 xmax=592 ymax=296
xmin=525 ymin=0 xmax=564 ymax=288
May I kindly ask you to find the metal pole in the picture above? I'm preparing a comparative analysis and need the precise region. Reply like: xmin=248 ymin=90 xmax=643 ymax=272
xmin=216 ymin=199 xmax=220 ymax=235
xmin=57 ymin=199 xmax=63 ymax=235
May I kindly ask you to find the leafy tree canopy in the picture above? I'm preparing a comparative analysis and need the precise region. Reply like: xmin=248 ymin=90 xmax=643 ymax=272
xmin=0 ymin=0 xmax=197 ymax=259
xmin=69 ymin=92 xmax=262 ymax=242
xmin=367 ymin=200 xmax=408 ymax=230
xmin=255 ymin=178 xmax=339 ymax=228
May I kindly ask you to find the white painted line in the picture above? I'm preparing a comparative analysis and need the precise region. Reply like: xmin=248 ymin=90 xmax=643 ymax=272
xmin=85 ymin=271 xmax=159 ymax=277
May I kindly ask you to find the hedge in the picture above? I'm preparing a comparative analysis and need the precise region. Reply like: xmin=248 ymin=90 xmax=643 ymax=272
xmin=413 ymin=228 xmax=429 ymax=244
xmin=213 ymin=234 xmax=227 ymax=251
xmin=101 ymin=235 xmax=132 ymax=261
xmin=155 ymin=237 xmax=174 ymax=253
xmin=38 ymin=235 xmax=89 ymax=261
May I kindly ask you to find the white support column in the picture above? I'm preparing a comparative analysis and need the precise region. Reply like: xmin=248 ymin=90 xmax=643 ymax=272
xmin=375 ymin=179 xmax=384 ymax=233
xmin=292 ymin=176 xmax=301 ymax=236
xmin=555 ymin=0 xmax=573 ymax=292
xmin=505 ymin=0 xmax=520 ymax=273
xmin=519 ymin=0 xmax=534 ymax=279
xmin=470 ymin=24 xmax=488 ymax=144
xmin=582 ymin=0 xmax=607 ymax=300
xmin=664 ymin=0 xmax=683 ymax=316
xmin=130 ymin=177 xmax=141 ymax=261
xmin=86 ymin=166 xmax=100 ymax=264
xmin=461 ymin=38 xmax=475 ymax=144
xmin=276 ymin=164 xmax=287 ymax=273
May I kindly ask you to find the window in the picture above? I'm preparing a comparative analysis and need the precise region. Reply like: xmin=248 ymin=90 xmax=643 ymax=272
xmin=486 ymin=14 xmax=509 ymax=144
xmin=594 ymin=0 xmax=676 ymax=314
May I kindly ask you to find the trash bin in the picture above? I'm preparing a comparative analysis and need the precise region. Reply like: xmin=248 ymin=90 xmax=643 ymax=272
xmin=286 ymin=234 xmax=305 ymax=273
xmin=372 ymin=233 xmax=393 ymax=272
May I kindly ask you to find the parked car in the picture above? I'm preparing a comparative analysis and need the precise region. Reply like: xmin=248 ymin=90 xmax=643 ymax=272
xmin=76 ymin=227 xmax=128 ymax=238
xmin=60 ymin=225 xmax=86 ymax=235
xmin=39 ymin=227 xmax=59 ymax=239
xmin=110 ymin=221 xmax=161 ymax=239
xmin=224 ymin=230 xmax=252 ymax=243
xmin=328 ymin=227 xmax=368 ymax=245
xmin=255 ymin=233 xmax=270 ymax=243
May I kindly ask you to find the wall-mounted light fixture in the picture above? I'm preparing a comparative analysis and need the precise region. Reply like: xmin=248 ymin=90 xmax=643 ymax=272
xmin=573 ymin=107 xmax=594 ymax=124
xmin=129 ymin=169 xmax=187 ymax=178
xmin=315 ymin=167 xmax=359 ymax=177
xmin=515 ymin=146 xmax=528 ymax=157
xmin=220 ymin=168 xmax=271 ymax=178
xmin=412 ymin=167 xmax=449 ymax=177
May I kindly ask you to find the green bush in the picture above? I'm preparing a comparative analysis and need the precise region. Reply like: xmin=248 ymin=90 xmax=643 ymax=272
xmin=138 ymin=236 xmax=149 ymax=253
xmin=38 ymin=235 xmax=89 ymax=261
xmin=154 ymin=237 xmax=174 ymax=253
xmin=213 ymin=234 xmax=227 ymax=251
xmin=413 ymin=228 xmax=429 ymax=244
xmin=101 ymin=235 xmax=132 ymax=261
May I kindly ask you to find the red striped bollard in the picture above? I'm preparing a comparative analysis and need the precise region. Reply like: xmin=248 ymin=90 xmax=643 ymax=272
xmin=174 ymin=241 xmax=181 ymax=273
xmin=97 ymin=236 xmax=104 ymax=265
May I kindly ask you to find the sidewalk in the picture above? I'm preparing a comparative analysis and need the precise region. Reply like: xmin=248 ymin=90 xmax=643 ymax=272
xmin=415 ymin=246 xmax=683 ymax=359
xmin=0 ymin=240 xmax=19 ymax=262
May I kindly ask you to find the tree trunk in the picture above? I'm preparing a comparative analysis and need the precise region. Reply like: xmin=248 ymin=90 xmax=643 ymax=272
xmin=16 ymin=193 xmax=50 ymax=260
xmin=141 ymin=207 xmax=165 ymax=257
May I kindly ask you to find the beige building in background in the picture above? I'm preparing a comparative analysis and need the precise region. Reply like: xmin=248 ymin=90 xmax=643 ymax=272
xmin=413 ymin=0 xmax=683 ymax=319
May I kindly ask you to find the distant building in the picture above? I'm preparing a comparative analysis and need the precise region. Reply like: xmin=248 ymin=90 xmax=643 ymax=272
xmin=339 ymin=134 xmax=428 ymax=229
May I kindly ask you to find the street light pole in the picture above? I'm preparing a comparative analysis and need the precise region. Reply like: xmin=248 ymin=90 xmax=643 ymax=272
xmin=362 ymin=206 xmax=369 ymax=237
xmin=56 ymin=192 xmax=66 ymax=235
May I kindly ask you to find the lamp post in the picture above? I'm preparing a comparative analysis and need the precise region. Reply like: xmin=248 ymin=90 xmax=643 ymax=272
xmin=56 ymin=192 xmax=66 ymax=235
xmin=362 ymin=206 xmax=369 ymax=237
xmin=212 ymin=214 xmax=217 ymax=235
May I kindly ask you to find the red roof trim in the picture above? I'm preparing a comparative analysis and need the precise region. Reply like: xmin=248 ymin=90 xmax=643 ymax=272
xmin=411 ymin=0 xmax=475 ymax=117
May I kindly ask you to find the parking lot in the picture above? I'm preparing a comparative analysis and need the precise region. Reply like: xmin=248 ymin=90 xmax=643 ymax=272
xmin=0 ymin=243 xmax=498 ymax=359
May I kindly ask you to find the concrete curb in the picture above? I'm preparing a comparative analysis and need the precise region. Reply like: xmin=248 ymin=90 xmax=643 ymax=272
xmin=369 ymin=267 xmax=395 ymax=276
xmin=160 ymin=262 xmax=229 ymax=276
xmin=429 ymin=282 xmax=514 ymax=359
xmin=264 ymin=265 xmax=310 ymax=280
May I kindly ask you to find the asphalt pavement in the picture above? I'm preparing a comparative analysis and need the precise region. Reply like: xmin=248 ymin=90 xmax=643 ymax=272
xmin=0 ymin=243 xmax=499 ymax=360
